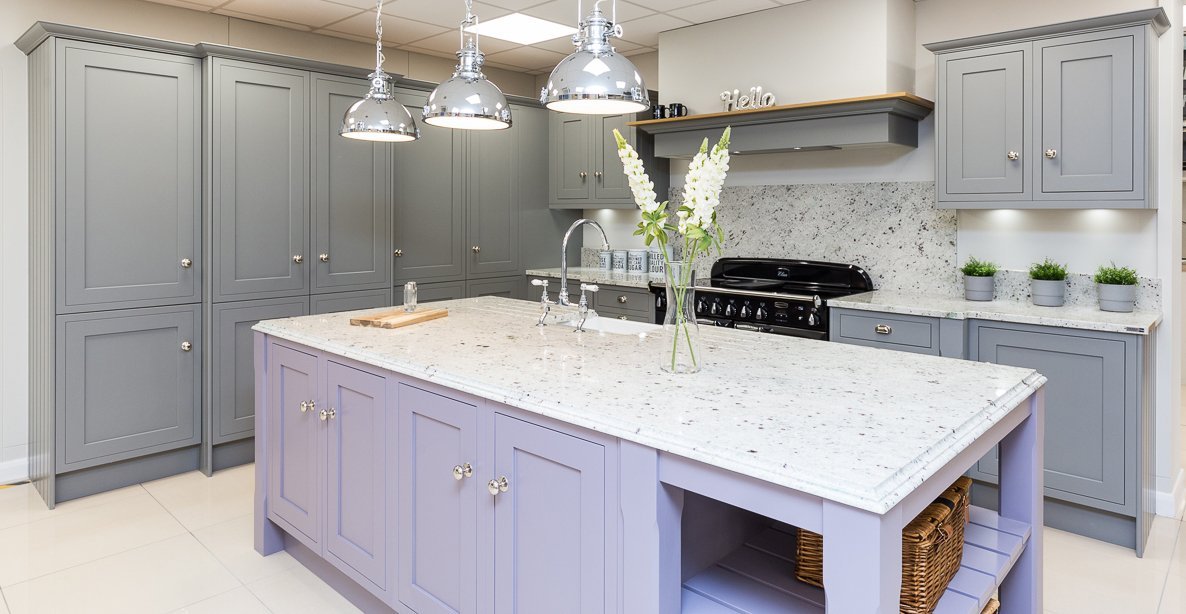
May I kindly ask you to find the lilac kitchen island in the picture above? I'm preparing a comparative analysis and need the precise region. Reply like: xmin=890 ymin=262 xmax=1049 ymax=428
xmin=252 ymin=296 xmax=1046 ymax=614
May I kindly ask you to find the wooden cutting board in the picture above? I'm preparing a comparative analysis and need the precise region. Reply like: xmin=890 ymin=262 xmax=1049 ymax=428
xmin=349 ymin=307 xmax=448 ymax=329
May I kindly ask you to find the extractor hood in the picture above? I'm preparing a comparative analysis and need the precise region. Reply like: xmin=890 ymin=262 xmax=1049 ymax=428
xmin=628 ymin=93 xmax=933 ymax=158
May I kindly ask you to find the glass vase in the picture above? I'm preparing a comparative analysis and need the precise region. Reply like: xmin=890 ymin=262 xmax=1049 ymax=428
xmin=661 ymin=260 xmax=701 ymax=374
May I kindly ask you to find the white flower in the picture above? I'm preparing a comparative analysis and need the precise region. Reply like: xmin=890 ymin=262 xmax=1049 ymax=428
xmin=679 ymin=136 xmax=730 ymax=234
xmin=617 ymin=142 xmax=661 ymax=213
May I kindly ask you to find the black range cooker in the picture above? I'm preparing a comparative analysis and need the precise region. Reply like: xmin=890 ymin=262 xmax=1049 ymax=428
xmin=652 ymin=258 xmax=873 ymax=340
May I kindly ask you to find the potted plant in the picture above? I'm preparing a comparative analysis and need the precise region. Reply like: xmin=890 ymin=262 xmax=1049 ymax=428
xmin=960 ymin=257 xmax=998 ymax=301
xmin=1029 ymin=259 xmax=1068 ymax=307
xmin=1094 ymin=263 xmax=1139 ymax=313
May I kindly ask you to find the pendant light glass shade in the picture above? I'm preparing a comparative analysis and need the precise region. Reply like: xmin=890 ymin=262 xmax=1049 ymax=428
xmin=541 ymin=1 xmax=649 ymax=115
xmin=424 ymin=1 xmax=512 ymax=130
xmin=340 ymin=0 xmax=420 ymax=142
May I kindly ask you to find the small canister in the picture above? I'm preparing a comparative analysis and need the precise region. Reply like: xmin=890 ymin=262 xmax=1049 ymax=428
xmin=611 ymin=250 xmax=628 ymax=272
xmin=648 ymin=246 xmax=667 ymax=274
xmin=598 ymin=250 xmax=613 ymax=270
xmin=626 ymin=249 xmax=648 ymax=273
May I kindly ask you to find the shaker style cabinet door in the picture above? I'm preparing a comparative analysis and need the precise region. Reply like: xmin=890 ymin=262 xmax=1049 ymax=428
xmin=393 ymin=89 xmax=465 ymax=282
xmin=325 ymin=361 xmax=390 ymax=594
xmin=493 ymin=414 xmax=606 ymax=614
xmin=467 ymin=127 xmax=520 ymax=277
xmin=398 ymin=384 xmax=481 ymax=614
xmin=937 ymin=43 xmax=1029 ymax=200
xmin=266 ymin=343 xmax=322 ymax=550
xmin=211 ymin=298 xmax=309 ymax=444
xmin=312 ymin=75 xmax=392 ymax=294
xmin=1036 ymin=29 xmax=1142 ymax=200
xmin=57 ymin=305 xmax=201 ymax=471
xmin=593 ymin=114 xmax=633 ymax=201
xmin=58 ymin=41 xmax=201 ymax=312
xmin=213 ymin=60 xmax=310 ymax=301
xmin=550 ymin=113 xmax=592 ymax=202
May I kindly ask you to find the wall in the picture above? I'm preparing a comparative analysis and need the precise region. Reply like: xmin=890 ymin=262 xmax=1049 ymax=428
xmin=0 ymin=0 xmax=540 ymax=484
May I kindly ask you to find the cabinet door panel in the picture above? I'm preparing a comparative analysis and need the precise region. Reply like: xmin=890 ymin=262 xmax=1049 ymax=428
xmin=313 ymin=76 xmax=392 ymax=292
xmin=465 ymin=276 xmax=525 ymax=300
xmin=494 ymin=414 xmax=605 ymax=614
xmin=326 ymin=361 xmax=389 ymax=592
xmin=594 ymin=115 xmax=632 ymax=200
xmin=267 ymin=343 xmax=321 ymax=548
xmin=1038 ymin=32 xmax=1139 ymax=197
xmin=398 ymin=384 xmax=479 ymax=614
xmin=213 ymin=60 xmax=309 ymax=300
xmin=212 ymin=298 xmax=309 ymax=444
xmin=468 ymin=129 xmax=519 ymax=276
xmin=975 ymin=327 xmax=1127 ymax=505
xmin=394 ymin=90 xmax=464 ymax=281
xmin=939 ymin=46 xmax=1028 ymax=197
xmin=551 ymin=113 xmax=591 ymax=201
xmin=59 ymin=42 xmax=201 ymax=311
xmin=57 ymin=305 xmax=201 ymax=470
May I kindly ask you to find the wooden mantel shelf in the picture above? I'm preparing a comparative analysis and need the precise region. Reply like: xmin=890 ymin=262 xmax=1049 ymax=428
xmin=628 ymin=93 xmax=934 ymax=157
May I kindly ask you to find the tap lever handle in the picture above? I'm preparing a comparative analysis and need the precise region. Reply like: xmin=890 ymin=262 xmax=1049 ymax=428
xmin=579 ymin=284 xmax=599 ymax=293
xmin=531 ymin=279 xmax=549 ymax=288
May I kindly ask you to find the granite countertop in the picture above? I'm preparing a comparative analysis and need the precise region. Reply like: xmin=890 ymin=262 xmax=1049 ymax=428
xmin=526 ymin=267 xmax=665 ymax=289
xmin=255 ymin=297 xmax=1043 ymax=514
xmin=831 ymin=290 xmax=1162 ymax=335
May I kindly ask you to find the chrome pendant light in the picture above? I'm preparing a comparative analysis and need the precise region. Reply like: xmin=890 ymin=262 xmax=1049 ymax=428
xmin=340 ymin=0 xmax=419 ymax=142
xmin=423 ymin=0 xmax=512 ymax=130
xmin=540 ymin=0 xmax=649 ymax=115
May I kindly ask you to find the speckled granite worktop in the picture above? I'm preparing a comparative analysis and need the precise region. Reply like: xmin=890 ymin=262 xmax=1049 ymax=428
xmin=255 ymin=297 xmax=1043 ymax=514
xmin=831 ymin=291 xmax=1161 ymax=335
xmin=526 ymin=267 xmax=664 ymax=289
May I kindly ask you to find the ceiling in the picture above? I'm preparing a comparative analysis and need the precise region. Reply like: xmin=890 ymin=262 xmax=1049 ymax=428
xmin=143 ymin=0 xmax=806 ymax=74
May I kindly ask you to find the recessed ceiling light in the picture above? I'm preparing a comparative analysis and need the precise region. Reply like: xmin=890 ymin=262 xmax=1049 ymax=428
xmin=465 ymin=13 xmax=577 ymax=45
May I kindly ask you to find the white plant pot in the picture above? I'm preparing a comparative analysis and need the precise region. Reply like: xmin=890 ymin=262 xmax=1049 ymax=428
xmin=964 ymin=275 xmax=995 ymax=301
xmin=1030 ymin=279 xmax=1066 ymax=307
xmin=1097 ymin=283 xmax=1136 ymax=313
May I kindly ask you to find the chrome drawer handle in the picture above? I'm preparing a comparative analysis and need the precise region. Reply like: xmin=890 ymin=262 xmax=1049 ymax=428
xmin=617 ymin=296 xmax=628 ymax=304
xmin=453 ymin=463 xmax=473 ymax=480
xmin=874 ymin=324 xmax=892 ymax=335
xmin=487 ymin=476 xmax=509 ymax=496
xmin=618 ymin=316 xmax=629 ymax=321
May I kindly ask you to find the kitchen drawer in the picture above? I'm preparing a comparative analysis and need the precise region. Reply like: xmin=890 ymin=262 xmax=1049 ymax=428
xmin=594 ymin=286 xmax=653 ymax=319
xmin=833 ymin=310 xmax=940 ymax=355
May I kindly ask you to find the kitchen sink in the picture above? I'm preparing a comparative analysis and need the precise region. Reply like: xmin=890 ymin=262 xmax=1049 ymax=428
xmin=561 ymin=316 xmax=661 ymax=336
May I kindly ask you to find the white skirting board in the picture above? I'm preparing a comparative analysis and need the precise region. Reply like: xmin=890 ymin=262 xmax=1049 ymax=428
xmin=0 ymin=457 xmax=28 ymax=485
xmin=1156 ymin=468 xmax=1186 ymax=519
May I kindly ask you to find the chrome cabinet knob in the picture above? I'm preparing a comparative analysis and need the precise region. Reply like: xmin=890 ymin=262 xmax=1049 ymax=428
xmin=1007 ymin=151 xmax=1020 ymax=161
xmin=617 ymin=295 xmax=628 ymax=304
xmin=319 ymin=408 xmax=336 ymax=421
xmin=487 ymin=476 xmax=509 ymax=496
xmin=293 ymin=255 xmax=304 ymax=264
xmin=1044 ymin=149 xmax=1058 ymax=159
xmin=300 ymin=400 xmax=315 ymax=414
xmin=618 ymin=315 xmax=629 ymax=321
xmin=180 ymin=258 xmax=192 ymax=269
xmin=180 ymin=341 xmax=192 ymax=352
xmin=595 ymin=171 xmax=603 ymax=179
xmin=394 ymin=249 xmax=404 ymax=257
xmin=452 ymin=463 xmax=473 ymax=480
xmin=874 ymin=324 xmax=892 ymax=335
xmin=319 ymin=253 xmax=329 ymax=263
xmin=471 ymin=246 xmax=481 ymax=254
xmin=579 ymin=171 xmax=587 ymax=180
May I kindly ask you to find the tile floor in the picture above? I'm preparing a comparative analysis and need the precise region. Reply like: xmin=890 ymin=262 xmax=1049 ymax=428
xmin=0 ymin=458 xmax=1182 ymax=612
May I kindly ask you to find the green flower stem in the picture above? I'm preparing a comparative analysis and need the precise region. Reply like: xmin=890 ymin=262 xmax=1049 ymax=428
xmin=663 ymin=246 xmax=698 ymax=371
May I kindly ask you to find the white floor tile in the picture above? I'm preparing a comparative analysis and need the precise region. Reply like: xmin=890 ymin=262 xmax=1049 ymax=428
xmin=142 ymin=465 xmax=255 ymax=531
xmin=194 ymin=513 xmax=298 ymax=584
xmin=0 ymin=483 xmax=144 ymax=532
xmin=0 ymin=590 xmax=10 ymax=614
xmin=2 ymin=534 xmax=240 ymax=614
xmin=1044 ymin=516 xmax=1180 ymax=614
xmin=170 ymin=586 xmax=269 ymax=614
xmin=0 ymin=492 xmax=187 ymax=587
xmin=1157 ymin=521 xmax=1186 ymax=614
xmin=246 ymin=562 xmax=362 ymax=614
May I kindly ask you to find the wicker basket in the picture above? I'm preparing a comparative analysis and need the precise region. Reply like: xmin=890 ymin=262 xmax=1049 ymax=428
xmin=981 ymin=598 xmax=1000 ymax=614
xmin=795 ymin=476 xmax=972 ymax=614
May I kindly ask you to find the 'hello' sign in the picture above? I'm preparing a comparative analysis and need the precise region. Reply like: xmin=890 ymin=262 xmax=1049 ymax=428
xmin=721 ymin=86 xmax=777 ymax=112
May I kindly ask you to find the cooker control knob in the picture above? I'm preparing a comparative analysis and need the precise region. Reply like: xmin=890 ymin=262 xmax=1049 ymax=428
xmin=739 ymin=305 xmax=752 ymax=319
xmin=710 ymin=301 xmax=723 ymax=316
xmin=725 ymin=303 xmax=737 ymax=317
xmin=807 ymin=312 xmax=819 ymax=326
xmin=695 ymin=298 xmax=707 ymax=314
xmin=755 ymin=307 xmax=768 ymax=321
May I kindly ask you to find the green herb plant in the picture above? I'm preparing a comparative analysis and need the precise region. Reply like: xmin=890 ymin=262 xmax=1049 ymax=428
xmin=1029 ymin=259 xmax=1068 ymax=281
xmin=1094 ymin=263 xmax=1139 ymax=286
xmin=960 ymin=257 xmax=998 ymax=277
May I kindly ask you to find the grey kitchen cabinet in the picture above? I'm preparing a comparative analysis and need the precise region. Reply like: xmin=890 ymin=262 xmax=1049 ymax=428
xmin=928 ymin=11 xmax=1165 ymax=209
xmin=311 ymin=289 xmax=391 ymax=315
xmin=212 ymin=59 xmax=311 ymax=300
xmin=466 ymin=126 xmax=520 ymax=278
xmin=395 ymin=280 xmax=466 ymax=306
xmin=393 ymin=89 xmax=466 ymax=283
xmin=266 ymin=343 xmax=322 ymax=549
xmin=211 ymin=298 xmax=309 ymax=445
xmin=312 ymin=75 xmax=392 ymax=293
xmin=58 ymin=40 xmax=201 ymax=313
xmin=465 ymin=276 xmax=526 ymax=300
xmin=594 ymin=285 xmax=656 ymax=322
xmin=549 ymin=110 xmax=668 ymax=210
xmin=57 ymin=305 xmax=201 ymax=471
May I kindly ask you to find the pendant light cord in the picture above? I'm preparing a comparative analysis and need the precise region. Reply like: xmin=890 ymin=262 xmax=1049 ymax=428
xmin=374 ymin=0 xmax=385 ymax=74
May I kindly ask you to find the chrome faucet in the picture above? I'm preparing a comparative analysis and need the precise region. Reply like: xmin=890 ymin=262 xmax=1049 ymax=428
xmin=560 ymin=219 xmax=610 ymax=306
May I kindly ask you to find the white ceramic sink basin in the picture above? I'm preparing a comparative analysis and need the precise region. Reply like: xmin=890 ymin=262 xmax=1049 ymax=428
xmin=561 ymin=316 xmax=661 ymax=335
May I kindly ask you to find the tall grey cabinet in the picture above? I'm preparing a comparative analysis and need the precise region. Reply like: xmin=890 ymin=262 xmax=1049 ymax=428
xmin=928 ymin=9 xmax=1167 ymax=209
xmin=549 ymin=110 xmax=668 ymax=209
